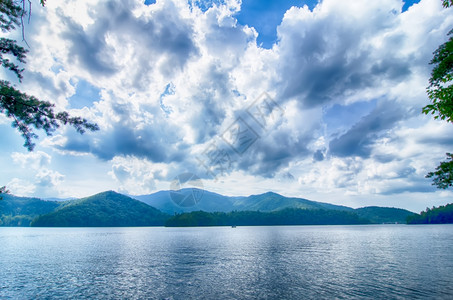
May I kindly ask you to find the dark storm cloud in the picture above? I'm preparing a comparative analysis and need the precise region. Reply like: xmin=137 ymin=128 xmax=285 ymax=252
xmin=329 ymin=101 xmax=407 ymax=158
xmin=234 ymin=129 xmax=312 ymax=177
xmin=54 ymin=98 xmax=188 ymax=163
xmin=61 ymin=16 xmax=117 ymax=75
xmin=93 ymin=126 xmax=167 ymax=161
xmin=276 ymin=7 xmax=413 ymax=108
xmin=56 ymin=123 xmax=186 ymax=163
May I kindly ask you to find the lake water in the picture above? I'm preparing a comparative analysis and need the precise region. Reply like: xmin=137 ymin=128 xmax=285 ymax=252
xmin=0 ymin=225 xmax=452 ymax=299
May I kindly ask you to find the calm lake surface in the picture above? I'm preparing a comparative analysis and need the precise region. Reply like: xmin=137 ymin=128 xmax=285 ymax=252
xmin=1 ymin=225 xmax=452 ymax=299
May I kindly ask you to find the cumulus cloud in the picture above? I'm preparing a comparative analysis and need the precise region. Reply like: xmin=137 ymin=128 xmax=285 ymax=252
xmin=10 ymin=151 xmax=64 ymax=196
xmin=5 ymin=0 xmax=453 ymax=207
xmin=109 ymin=156 xmax=175 ymax=194
xmin=7 ymin=178 xmax=36 ymax=196
xmin=11 ymin=151 xmax=51 ymax=170
xmin=274 ymin=0 xmax=447 ymax=108
xmin=54 ymin=0 xmax=198 ymax=83
xmin=36 ymin=169 xmax=65 ymax=188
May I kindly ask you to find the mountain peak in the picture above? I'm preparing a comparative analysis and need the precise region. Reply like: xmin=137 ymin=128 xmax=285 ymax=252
xmin=250 ymin=191 xmax=284 ymax=198
xmin=262 ymin=191 xmax=282 ymax=196
xmin=96 ymin=190 xmax=121 ymax=196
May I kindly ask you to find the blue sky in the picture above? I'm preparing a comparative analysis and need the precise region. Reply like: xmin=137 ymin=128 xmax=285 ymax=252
xmin=1 ymin=0 xmax=452 ymax=212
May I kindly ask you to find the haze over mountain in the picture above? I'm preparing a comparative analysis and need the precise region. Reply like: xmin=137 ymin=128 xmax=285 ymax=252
xmin=132 ymin=189 xmax=353 ymax=215
xmin=0 ymin=189 xmax=417 ymax=227
xmin=132 ymin=189 xmax=241 ymax=215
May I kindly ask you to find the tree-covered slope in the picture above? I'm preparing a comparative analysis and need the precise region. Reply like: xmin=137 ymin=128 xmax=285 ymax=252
xmin=233 ymin=192 xmax=353 ymax=212
xmin=407 ymin=203 xmax=453 ymax=224
xmin=165 ymin=208 xmax=370 ymax=227
xmin=354 ymin=206 xmax=416 ymax=224
xmin=1 ymin=189 xmax=420 ymax=227
xmin=135 ymin=190 xmax=413 ymax=224
xmin=31 ymin=191 xmax=170 ymax=227
xmin=0 ymin=194 xmax=60 ymax=226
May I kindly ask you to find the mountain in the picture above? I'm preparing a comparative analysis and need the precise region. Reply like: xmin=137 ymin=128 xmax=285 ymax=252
xmin=0 ymin=194 xmax=61 ymax=226
xmin=232 ymin=191 xmax=353 ymax=212
xmin=407 ymin=203 xmax=453 ymax=224
xmin=42 ymin=197 xmax=76 ymax=202
xmin=31 ymin=191 xmax=169 ymax=227
xmin=132 ymin=189 xmax=351 ymax=214
xmin=134 ymin=189 xmax=416 ymax=225
xmin=1 ymin=189 xmax=416 ymax=227
xmin=133 ymin=189 xmax=244 ymax=214
xmin=354 ymin=206 xmax=416 ymax=224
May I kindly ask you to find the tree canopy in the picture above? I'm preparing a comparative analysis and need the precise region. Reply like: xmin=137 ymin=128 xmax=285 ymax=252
xmin=407 ymin=203 xmax=453 ymax=224
xmin=423 ymin=0 xmax=453 ymax=188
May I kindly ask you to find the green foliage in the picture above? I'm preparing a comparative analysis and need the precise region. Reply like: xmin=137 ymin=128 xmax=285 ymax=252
xmin=422 ymin=2 xmax=453 ymax=188
xmin=0 ymin=186 xmax=9 ymax=200
xmin=443 ymin=0 xmax=453 ymax=8
xmin=0 ymin=0 xmax=98 ymax=151
xmin=0 ymin=190 xmax=417 ymax=227
xmin=426 ymin=153 xmax=453 ymax=188
xmin=422 ymin=29 xmax=453 ymax=123
xmin=0 ymin=0 xmax=22 ymax=32
xmin=31 ymin=191 xmax=170 ymax=227
xmin=407 ymin=203 xmax=453 ymax=224
xmin=0 ymin=37 xmax=27 ymax=80
xmin=0 ymin=193 xmax=60 ymax=226
xmin=235 ymin=191 xmax=353 ymax=212
xmin=0 ymin=80 xmax=99 ymax=150
xmin=165 ymin=208 xmax=371 ymax=227
xmin=354 ymin=206 xmax=416 ymax=224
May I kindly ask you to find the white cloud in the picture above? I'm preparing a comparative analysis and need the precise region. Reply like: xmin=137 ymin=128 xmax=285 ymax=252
xmin=1 ymin=0 xmax=452 ymax=211
xmin=7 ymin=178 xmax=36 ymax=196
xmin=11 ymin=151 xmax=51 ymax=170
xmin=35 ymin=169 xmax=65 ymax=188
xmin=9 ymin=151 xmax=65 ymax=197
xmin=109 ymin=156 xmax=171 ymax=195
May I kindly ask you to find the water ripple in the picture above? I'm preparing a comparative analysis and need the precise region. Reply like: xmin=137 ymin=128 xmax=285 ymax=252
xmin=0 ymin=225 xmax=452 ymax=299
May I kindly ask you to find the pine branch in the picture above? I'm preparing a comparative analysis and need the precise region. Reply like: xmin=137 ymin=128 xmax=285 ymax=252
xmin=0 ymin=81 xmax=99 ymax=151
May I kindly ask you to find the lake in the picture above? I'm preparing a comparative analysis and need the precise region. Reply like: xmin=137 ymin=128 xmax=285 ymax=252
xmin=0 ymin=225 xmax=452 ymax=299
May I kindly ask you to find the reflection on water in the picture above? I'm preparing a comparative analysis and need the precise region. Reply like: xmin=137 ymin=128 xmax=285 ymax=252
xmin=0 ymin=225 xmax=452 ymax=299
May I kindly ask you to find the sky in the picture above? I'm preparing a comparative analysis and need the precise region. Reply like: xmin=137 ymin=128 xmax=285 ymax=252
xmin=1 ymin=0 xmax=452 ymax=212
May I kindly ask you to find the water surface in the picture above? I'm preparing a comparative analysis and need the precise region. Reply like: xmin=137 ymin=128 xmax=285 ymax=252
xmin=1 ymin=225 xmax=452 ymax=299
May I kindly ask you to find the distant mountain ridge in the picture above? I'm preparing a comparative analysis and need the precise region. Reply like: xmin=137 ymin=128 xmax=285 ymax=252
xmin=132 ymin=188 xmax=241 ymax=214
xmin=0 ymin=189 xmax=416 ymax=226
xmin=132 ymin=189 xmax=414 ymax=224
xmin=132 ymin=189 xmax=353 ymax=215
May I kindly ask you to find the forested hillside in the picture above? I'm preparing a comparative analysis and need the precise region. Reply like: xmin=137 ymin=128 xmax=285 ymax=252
xmin=407 ymin=204 xmax=453 ymax=224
